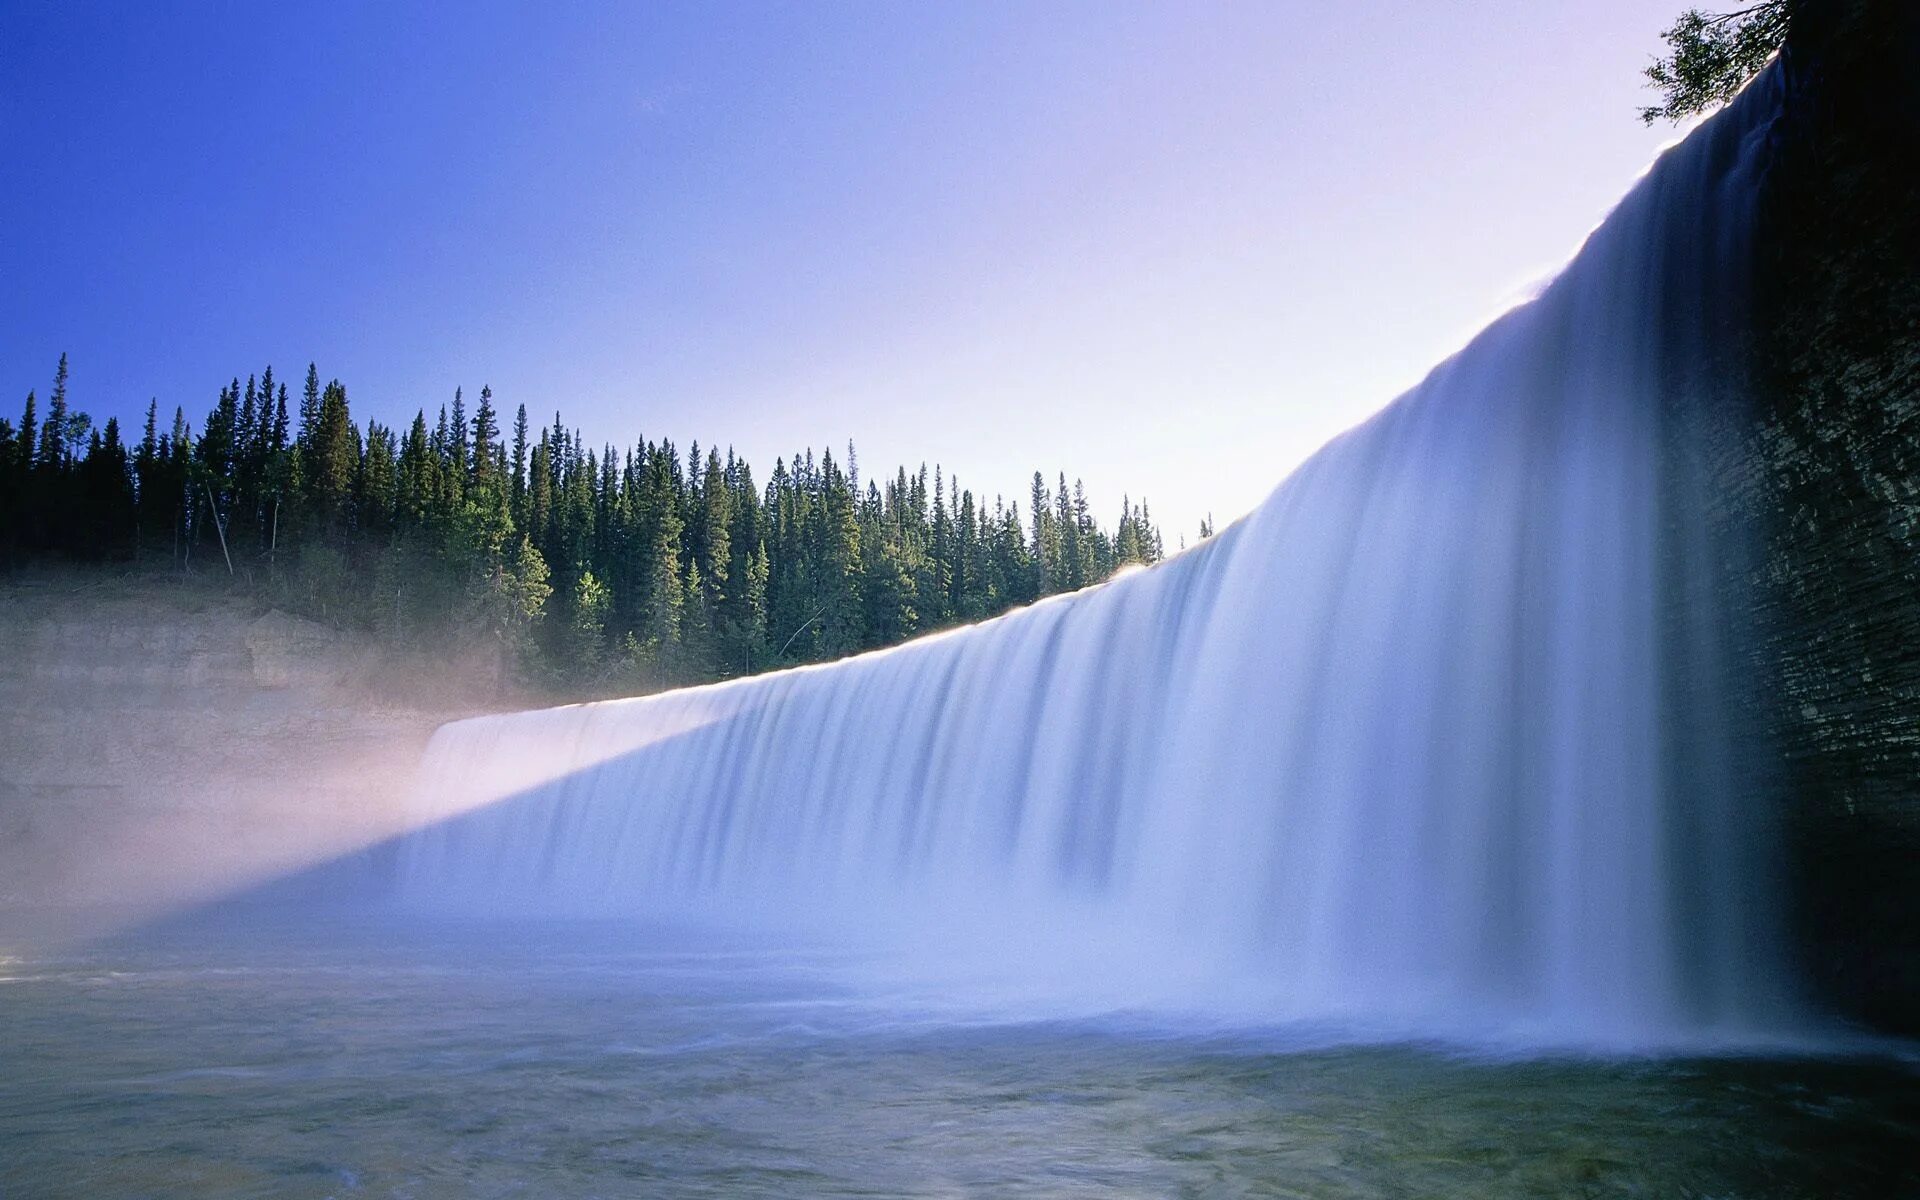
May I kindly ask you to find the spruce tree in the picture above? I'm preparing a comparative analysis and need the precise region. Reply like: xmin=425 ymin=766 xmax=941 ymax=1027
xmin=238 ymin=377 xmax=259 ymax=513
xmin=510 ymin=404 xmax=530 ymax=529
xmin=299 ymin=364 xmax=321 ymax=449
xmin=0 ymin=356 xmax=1164 ymax=680
xmin=79 ymin=417 xmax=136 ymax=558
xmin=357 ymin=420 xmax=398 ymax=537
xmin=197 ymin=380 xmax=239 ymax=502
xmin=695 ymin=448 xmax=731 ymax=616
xmin=17 ymin=393 xmax=37 ymax=478
xmin=309 ymin=380 xmax=355 ymax=531
xmin=471 ymin=386 xmax=499 ymax=487
xmin=37 ymin=354 xmax=71 ymax=470
xmin=528 ymin=434 xmax=554 ymax=560
xmin=494 ymin=534 xmax=552 ymax=677
xmin=638 ymin=452 xmax=685 ymax=656
xmin=398 ymin=411 xmax=434 ymax=530
xmin=259 ymin=365 xmax=278 ymax=447
xmin=567 ymin=569 xmax=610 ymax=674
xmin=1055 ymin=472 xmax=1080 ymax=590
xmin=815 ymin=449 xmax=864 ymax=657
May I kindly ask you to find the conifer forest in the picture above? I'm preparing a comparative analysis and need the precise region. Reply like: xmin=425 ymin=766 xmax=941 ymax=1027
xmin=0 ymin=355 xmax=1172 ymax=689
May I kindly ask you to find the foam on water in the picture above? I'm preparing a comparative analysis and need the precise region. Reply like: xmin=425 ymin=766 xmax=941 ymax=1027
xmin=395 ymin=70 xmax=1801 ymax=1050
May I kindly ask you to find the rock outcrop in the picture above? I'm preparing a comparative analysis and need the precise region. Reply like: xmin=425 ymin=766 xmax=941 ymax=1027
xmin=0 ymin=570 xmax=505 ymax=926
xmin=1744 ymin=0 xmax=1920 ymax=1031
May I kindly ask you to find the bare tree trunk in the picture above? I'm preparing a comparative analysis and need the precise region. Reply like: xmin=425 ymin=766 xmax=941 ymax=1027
xmin=205 ymin=484 xmax=234 ymax=577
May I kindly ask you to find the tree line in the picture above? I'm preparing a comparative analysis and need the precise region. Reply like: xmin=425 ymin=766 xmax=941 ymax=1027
xmin=0 ymin=354 xmax=1173 ymax=689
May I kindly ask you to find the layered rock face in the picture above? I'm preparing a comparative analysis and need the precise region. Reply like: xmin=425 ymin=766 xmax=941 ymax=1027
xmin=1743 ymin=0 xmax=1920 ymax=1031
xmin=0 ymin=572 xmax=499 ymax=924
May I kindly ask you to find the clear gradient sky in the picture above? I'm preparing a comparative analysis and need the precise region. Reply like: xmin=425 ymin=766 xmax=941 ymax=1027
xmin=2 ymin=1 xmax=1698 ymax=539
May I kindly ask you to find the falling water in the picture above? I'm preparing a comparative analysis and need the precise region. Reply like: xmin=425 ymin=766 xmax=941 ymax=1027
xmin=396 ymin=71 xmax=1797 ymax=1048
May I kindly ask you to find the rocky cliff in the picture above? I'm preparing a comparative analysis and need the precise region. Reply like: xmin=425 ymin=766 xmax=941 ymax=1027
xmin=1746 ymin=0 xmax=1920 ymax=1031
xmin=0 ymin=570 xmax=508 ymax=928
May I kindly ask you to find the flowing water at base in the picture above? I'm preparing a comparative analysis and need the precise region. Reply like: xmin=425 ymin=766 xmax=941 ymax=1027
xmin=2 ymin=919 xmax=1913 ymax=1200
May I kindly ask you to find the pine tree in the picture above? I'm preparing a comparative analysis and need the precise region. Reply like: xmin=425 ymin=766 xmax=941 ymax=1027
xmin=17 ymin=392 xmax=37 ymax=478
xmin=637 ymin=446 xmax=685 ymax=656
xmin=449 ymin=387 xmax=469 ymax=487
xmin=815 ymin=448 xmax=864 ymax=657
xmin=528 ymin=432 xmax=553 ymax=559
xmin=1071 ymin=479 xmax=1097 ymax=585
xmin=694 ymin=449 xmax=731 ymax=618
xmin=137 ymin=399 xmax=159 ymax=472
xmin=928 ymin=465 xmax=954 ymax=624
xmin=722 ymin=458 xmax=769 ymax=672
xmin=357 ymin=420 xmax=398 ymax=537
xmin=398 ymin=411 xmax=435 ymax=530
xmin=566 ymin=568 xmax=610 ymax=673
xmin=1114 ymin=494 xmax=1143 ymax=566
xmin=860 ymin=523 xmax=917 ymax=647
xmin=37 ymin=354 xmax=72 ymax=470
xmin=509 ymin=403 xmax=530 ymax=529
xmin=493 ymin=534 xmax=552 ymax=678
xmin=308 ymin=380 xmax=355 ymax=530
xmin=298 ymin=364 xmax=321 ymax=449
xmin=260 ymin=365 xmax=279 ymax=447
xmin=237 ymin=376 xmax=259 ymax=517
xmin=1 ymin=356 xmax=1166 ymax=682
xmin=197 ymin=379 xmax=239 ymax=502
xmin=79 ymin=417 xmax=136 ymax=558
xmin=0 ymin=413 xmax=15 ymax=549
xmin=1030 ymin=471 xmax=1054 ymax=594
xmin=1054 ymin=471 xmax=1081 ymax=590
xmin=471 ymin=385 xmax=499 ymax=488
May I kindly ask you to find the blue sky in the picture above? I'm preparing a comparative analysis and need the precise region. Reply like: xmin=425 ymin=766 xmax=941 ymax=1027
xmin=2 ymin=1 xmax=1694 ymax=538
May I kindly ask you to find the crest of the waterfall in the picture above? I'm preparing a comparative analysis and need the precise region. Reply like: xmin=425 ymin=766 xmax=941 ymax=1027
xmin=394 ymin=67 xmax=1801 ymax=1050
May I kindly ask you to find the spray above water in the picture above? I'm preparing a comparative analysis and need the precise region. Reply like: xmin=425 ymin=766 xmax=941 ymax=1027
xmin=396 ymin=70 xmax=1796 ymax=1049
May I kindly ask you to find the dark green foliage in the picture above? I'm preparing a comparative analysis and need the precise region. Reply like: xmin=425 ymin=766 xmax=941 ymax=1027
xmin=307 ymin=379 xmax=356 ymax=530
xmin=1642 ymin=2 xmax=1792 ymax=124
xmin=0 ymin=356 xmax=1166 ymax=691
xmin=37 ymin=353 xmax=79 ymax=469
xmin=76 ymin=417 xmax=136 ymax=557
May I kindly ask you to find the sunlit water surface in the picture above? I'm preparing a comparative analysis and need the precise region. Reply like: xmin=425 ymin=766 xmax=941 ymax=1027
xmin=1 ymin=918 xmax=1914 ymax=1199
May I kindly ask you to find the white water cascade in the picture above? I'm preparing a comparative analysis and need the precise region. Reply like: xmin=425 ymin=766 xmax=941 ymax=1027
xmin=397 ymin=72 xmax=1795 ymax=1046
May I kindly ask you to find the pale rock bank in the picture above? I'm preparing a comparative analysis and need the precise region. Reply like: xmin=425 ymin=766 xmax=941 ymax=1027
xmin=0 ymin=571 xmax=507 ymax=925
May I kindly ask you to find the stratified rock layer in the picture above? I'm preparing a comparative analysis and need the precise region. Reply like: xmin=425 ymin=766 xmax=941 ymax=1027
xmin=1747 ymin=0 xmax=1920 ymax=1031
xmin=0 ymin=571 xmax=495 ymax=918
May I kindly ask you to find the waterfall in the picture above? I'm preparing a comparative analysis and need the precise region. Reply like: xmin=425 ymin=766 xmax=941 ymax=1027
xmin=395 ymin=70 xmax=1796 ymax=1047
